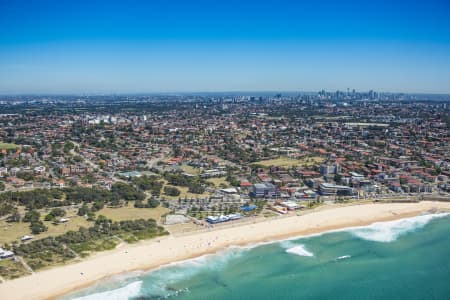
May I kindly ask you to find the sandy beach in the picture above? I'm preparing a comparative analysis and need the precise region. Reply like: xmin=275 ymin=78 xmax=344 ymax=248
xmin=1 ymin=201 xmax=449 ymax=300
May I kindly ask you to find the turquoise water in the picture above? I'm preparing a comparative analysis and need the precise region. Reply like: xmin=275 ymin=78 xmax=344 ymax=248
xmin=64 ymin=213 xmax=450 ymax=300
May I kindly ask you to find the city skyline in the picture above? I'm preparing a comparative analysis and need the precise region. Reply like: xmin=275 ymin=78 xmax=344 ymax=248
xmin=1 ymin=0 xmax=450 ymax=94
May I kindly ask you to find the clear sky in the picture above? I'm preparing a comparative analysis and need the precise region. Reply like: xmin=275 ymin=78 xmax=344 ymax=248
xmin=1 ymin=0 xmax=450 ymax=94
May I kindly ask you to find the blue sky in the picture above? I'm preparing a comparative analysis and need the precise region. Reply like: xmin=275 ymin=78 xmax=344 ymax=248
xmin=1 ymin=0 xmax=450 ymax=94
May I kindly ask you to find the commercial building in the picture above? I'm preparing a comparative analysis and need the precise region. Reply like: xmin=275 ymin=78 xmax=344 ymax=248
xmin=251 ymin=183 xmax=279 ymax=198
xmin=319 ymin=182 xmax=355 ymax=196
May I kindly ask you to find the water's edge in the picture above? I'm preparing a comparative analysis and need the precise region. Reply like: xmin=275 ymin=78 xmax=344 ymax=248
xmin=64 ymin=212 xmax=450 ymax=300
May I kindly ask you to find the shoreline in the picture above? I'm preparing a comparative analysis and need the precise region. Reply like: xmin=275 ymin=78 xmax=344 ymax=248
xmin=1 ymin=201 xmax=450 ymax=300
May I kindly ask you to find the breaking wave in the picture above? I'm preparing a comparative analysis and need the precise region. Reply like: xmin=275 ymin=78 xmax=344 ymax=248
xmin=66 ymin=213 xmax=450 ymax=299
xmin=285 ymin=245 xmax=314 ymax=257
xmin=336 ymin=255 xmax=351 ymax=260
xmin=280 ymin=241 xmax=314 ymax=257
xmin=349 ymin=213 xmax=449 ymax=243
xmin=72 ymin=281 xmax=142 ymax=300
xmin=139 ymin=247 xmax=245 ymax=297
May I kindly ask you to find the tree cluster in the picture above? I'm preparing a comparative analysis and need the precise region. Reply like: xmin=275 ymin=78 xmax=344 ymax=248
xmin=23 ymin=210 xmax=48 ymax=234
xmin=132 ymin=175 xmax=163 ymax=196
xmin=163 ymin=173 xmax=205 ymax=194
xmin=163 ymin=186 xmax=181 ymax=196
xmin=13 ymin=217 xmax=167 ymax=270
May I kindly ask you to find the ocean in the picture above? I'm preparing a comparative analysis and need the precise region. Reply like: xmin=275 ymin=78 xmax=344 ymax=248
xmin=63 ymin=213 xmax=450 ymax=300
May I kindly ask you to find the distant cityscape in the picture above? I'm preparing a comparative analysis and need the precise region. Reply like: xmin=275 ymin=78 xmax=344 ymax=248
xmin=2 ymin=89 xmax=450 ymax=105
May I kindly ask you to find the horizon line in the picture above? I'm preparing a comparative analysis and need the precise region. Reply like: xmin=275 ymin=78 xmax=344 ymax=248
xmin=1 ymin=90 xmax=450 ymax=97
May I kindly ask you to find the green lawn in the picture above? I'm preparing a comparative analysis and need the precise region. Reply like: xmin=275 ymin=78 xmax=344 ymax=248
xmin=180 ymin=165 xmax=202 ymax=175
xmin=162 ymin=184 xmax=211 ymax=200
xmin=253 ymin=156 xmax=324 ymax=168
xmin=206 ymin=176 xmax=229 ymax=188
xmin=0 ymin=142 xmax=19 ymax=150
xmin=160 ymin=180 xmax=211 ymax=200
xmin=0 ymin=213 xmax=91 ymax=245
xmin=97 ymin=203 xmax=170 ymax=222
xmin=41 ymin=216 xmax=91 ymax=238
xmin=0 ymin=203 xmax=169 ymax=245
xmin=0 ymin=221 xmax=30 ymax=245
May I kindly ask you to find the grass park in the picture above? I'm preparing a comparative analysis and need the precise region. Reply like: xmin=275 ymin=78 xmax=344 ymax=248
xmin=0 ymin=203 xmax=170 ymax=245
xmin=252 ymin=156 xmax=324 ymax=168
xmin=206 ymin=176 xmax=229 ymax=188
xmin=161 ymin=184 xmax=211 ymax=200
xmin=0 ymin=142 xmax=19 ymax=150
xmin=98 ymin=203 xmax=170 ymax=222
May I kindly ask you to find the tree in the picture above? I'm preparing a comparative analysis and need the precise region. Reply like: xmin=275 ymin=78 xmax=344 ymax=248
xmin=30 ymin=220 xmax=47 ymax=234
xmin=132 ymin=176 xmax=163 ymax=196
xmin=50 ymin=208 xmax=66 ymax=217
xmin=109 ymin=196 xmax=121 ymax=207
xmin=23 ymin=210 xmax=40 ymax=223
xmin=6 ymin=210 xmax=21 ymax=222
xmin=87 ymin=211 xmax=96 ymax=221
xmin=44 ymin=214 xmax=55 ymax=221
xmin=431 ymin=167 xmax=442 ymax=176
xmin=111 ymin=182 xmax=145 ymax=201
xmin=164 ymin=186 xmax=181 ymax=196
xmin=77 ymin=204 xmax=90 ymax=216
xmin=134 ymin=200 xmax=144 ymax=208
xmin=148 ymin=198 xmax=160 ymax=208
xmin=17 ymin=172 xmax=35 ymax=181
xmin=334 ymin=173 xmax=342 ymax=183
xmin=188 ymin=184 xmax=205 ymax=194
xmin=44 ymin=207 xmax=66 ymax=221
xmin=63 ymin=141 xmax=75 ymax=154
xmin=92 ymin=201 xmax=105 ymax=211
xmin=82 ymin=174 xmax=96 ymax=184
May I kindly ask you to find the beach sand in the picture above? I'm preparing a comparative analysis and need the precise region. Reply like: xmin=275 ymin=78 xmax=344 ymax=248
xmin=1 ymin=201 xmax=449 ymax=300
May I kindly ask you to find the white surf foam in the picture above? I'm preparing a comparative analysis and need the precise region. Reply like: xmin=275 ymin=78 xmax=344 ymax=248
xmin=69 ymin=213 xmax=449 ymax=299
xmin=336 ymin=255 xmax=351 ymax=260
xmin=72 ymin=280 xmax=142 ymax=300
xmin=142 ymin=247 xmax=245 ymax=296
xmin=350 ymin=213 xmax=449 ymax=242
xmin=285 ymin=244 xmax=314 ymax=257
